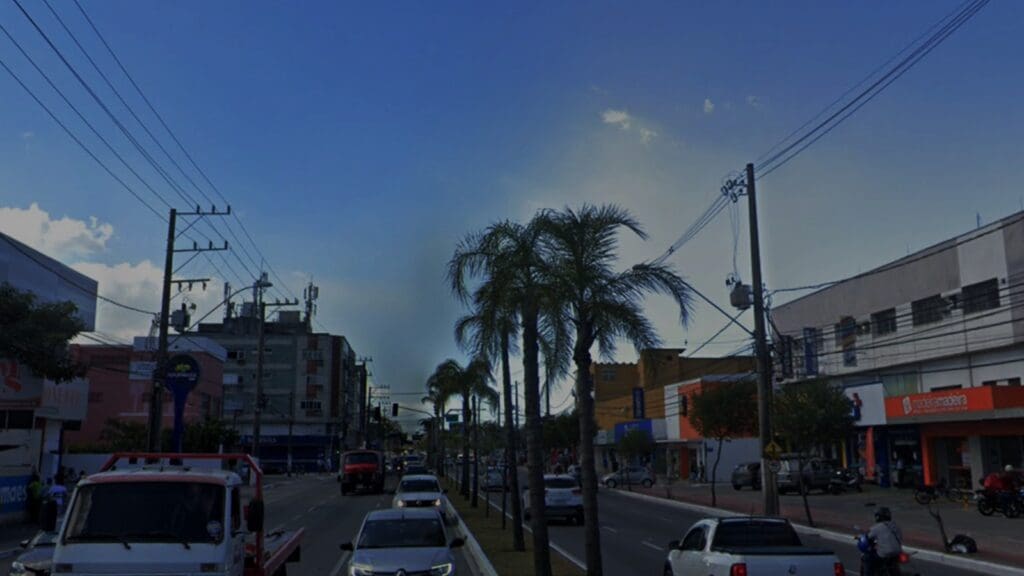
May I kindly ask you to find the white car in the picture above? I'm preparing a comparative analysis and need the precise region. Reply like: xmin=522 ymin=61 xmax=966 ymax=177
xmin=392 ymin=474 xmax=451 ymax=523
xmin=664 ymin=517 xmax=844 ymax=576
xmin=523 ymin=474 xmax=584 ymax=525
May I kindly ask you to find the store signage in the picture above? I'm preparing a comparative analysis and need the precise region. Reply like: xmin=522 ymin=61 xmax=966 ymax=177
xmin=37 ymin=378 xmax=89 ymax=421
xmin=632 ymin=388 xmax=645 ymax=419
xmin=0 ymin=360 xmax=43 ymax=405
xmin=0 ymin=475 xmax=31 ymax=514
xmin=614 ymin=419 xmax=653 ymax=443
xmin=885 ymin=386 xmax=1003 ymax=421
xmin=843 ymin=383 xmax=886 ymax=427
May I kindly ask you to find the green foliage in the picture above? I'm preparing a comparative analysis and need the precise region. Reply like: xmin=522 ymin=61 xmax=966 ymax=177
xmin=0 ymin=282 xmax=85 ymax=382
xmin=85 ymin=417 xmax=238 ymax=453
xmin=689 ymin=380 xmax=759 ymax=441
xmin=542 ymin=411 xmax=580 ymax=451
xmin=617 ymin=428 xmax=654 ymax=462
xmin=773 ymin=380 xmax=855 ymax=453
xmin=97 ymin=418 xmax=148 ymax=451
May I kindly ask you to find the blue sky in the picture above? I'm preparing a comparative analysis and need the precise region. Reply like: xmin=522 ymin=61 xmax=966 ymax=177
xmin=1 ymin=1 xmax=1021 ymax=422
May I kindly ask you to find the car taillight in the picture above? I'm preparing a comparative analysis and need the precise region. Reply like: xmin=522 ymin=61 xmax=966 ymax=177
xmin=729 ymin=563 xmax=747 ymax=576
xmin=898 ymin=552 xmax=910 ymax=564
xmin=834 ymin=562 xmax=845 ymax=576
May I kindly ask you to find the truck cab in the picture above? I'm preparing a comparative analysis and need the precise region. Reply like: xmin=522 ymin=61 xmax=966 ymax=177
xmin=48 ymin=453 xmax=301 ymax=576
xmin=339 ymin=450 xmax=385 ymax=495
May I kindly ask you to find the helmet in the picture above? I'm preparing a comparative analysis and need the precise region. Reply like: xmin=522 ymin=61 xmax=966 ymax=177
xmin=875 ymin=507 xmax=892 ymax=522
xmin=856 ymin=534 xmax=872 ymax=553
xmin=1005 ymin=464 xmax=1014 ymax=472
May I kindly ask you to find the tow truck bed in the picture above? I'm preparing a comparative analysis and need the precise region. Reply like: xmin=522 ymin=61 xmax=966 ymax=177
xmin=247 ymin=528 xmax=305 ymax=576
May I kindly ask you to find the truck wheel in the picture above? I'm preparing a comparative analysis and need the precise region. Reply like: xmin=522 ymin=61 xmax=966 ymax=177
xmin=606 ymin=479 xmax=617 ymax=489
xmin=641 ymin=479 xmax=653 ymax=488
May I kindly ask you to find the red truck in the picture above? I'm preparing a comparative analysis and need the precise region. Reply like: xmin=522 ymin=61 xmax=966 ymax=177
xmin=46 ymin=452 xmax=303 ymax=576
xmin=338 ymin=450 xmax=385 ymax=495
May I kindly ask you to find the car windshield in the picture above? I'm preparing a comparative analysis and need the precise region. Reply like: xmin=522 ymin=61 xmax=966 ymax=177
xmin=358 ymin=518 xmax=446 ymax=549
xmin=545 ymin=478 xmax=576 ymax=489
xmin=711 ymin=522 xmax=802 ymax=549
xmin=65 ymin=482 xmax=225 ymax=544
xmin=400 ymin=479 xmax=440 ymax=493
xmin=346 ymin=453 xmax=378 ymax=465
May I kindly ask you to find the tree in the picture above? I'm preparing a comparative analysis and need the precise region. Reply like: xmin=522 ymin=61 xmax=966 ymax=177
xmin=99 ymin=419 xmax=148 ymax=451
xmin=689 ymin=379 xmax=758 ymax=506
xmin=539 ymin=204 xmax=692 ymax=576
xmin=449 ymin=218 xmax=565 ymax=576
xmin=0 ymin=282 xmax=85 ymax=381
xmin=424 ymin=368 xmax=460 ymax=478
xmin=773 ymin=380 xmax=855 ymax=526
xmin=542 ymin=411 xmax=580 ymax=454
xmin=617 ymin=428 xmax=654 ymax=490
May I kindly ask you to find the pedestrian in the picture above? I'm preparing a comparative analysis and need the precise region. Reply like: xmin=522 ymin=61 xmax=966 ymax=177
xmin=47 ymin=478 xmax=68 ymax=514
xmin=27 ymin=473 xmax=42 ymax=523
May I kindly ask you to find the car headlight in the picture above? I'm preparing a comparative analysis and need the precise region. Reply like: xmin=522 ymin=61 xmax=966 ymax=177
xmin=349 ymin=563 xmax=374 ymax=576
xmin=397 ymin=499 xmax=407 ymax=507
xmin=433 ymin=498 xmax=442 ymax=506
xmin=431 ymin=562 xmax=454 ymax=576
xmin=9 ymin=561 xmax=26 ymax=576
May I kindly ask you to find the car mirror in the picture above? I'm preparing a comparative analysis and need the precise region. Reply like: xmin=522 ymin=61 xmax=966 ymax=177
xmin=19 ymin=539 xmax=29 ymax=549
xmin=339 ymin=542 xmax=354 ymax=551
xmin=667 ymin=540 xmax=680 ymax=550
xmin=449 ymin=537 xmax=465 ymax=548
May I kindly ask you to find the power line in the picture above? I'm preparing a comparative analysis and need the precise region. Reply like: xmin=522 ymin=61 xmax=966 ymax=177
xmin=0 ymin=233 xmax=157 ymax=315
xmin=685 ymin=308 xmax=750 ymax=358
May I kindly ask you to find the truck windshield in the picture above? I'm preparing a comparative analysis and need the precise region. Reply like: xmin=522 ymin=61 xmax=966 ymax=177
xmin=65 ymin=482 xmax=226 ymax=544
xmin=711 ymin=521 xmax=802 ymax=549
xmin=346 ymin=453 xmax=378 ymax=465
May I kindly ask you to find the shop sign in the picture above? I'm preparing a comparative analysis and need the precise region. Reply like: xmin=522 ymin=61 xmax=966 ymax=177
xmin=0 ymin=475 xmax=31 ymax=514
xmin=37 ymin=378 xmax=89 ymax=421
xmin=843 ymin=382 xmax=886 ymax=427
xmin=0 ymin=359 xmax=43 ymax=406
xmin=614 ymin=419 xmax=653 ymax=443
xmin=632 ymin=388 xmax=645 ymax=419
xmin=885 ymin=386 xmax=1001 ymax=421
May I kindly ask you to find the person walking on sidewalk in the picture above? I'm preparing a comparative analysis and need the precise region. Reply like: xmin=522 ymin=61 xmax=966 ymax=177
xmin=26 ymin=473 xmax=42 ymax=523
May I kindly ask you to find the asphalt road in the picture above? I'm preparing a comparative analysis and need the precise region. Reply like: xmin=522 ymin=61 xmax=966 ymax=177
xmin=0 ymin=473 xmax=472 ymax=576
xmin=491 ymin=469 xmax=993 ymax=576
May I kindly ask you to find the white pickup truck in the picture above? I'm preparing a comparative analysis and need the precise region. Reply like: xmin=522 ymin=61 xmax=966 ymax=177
xmin=44 ymin=452 xmax=303 ymax=576
xmin=664 ymin=517 xmax=845 ymax=576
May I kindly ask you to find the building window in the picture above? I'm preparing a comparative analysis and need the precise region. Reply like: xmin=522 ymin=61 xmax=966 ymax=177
xmin=932 ymin=384 xmax=962 ymax=391
xmin=2 ymin=410 xmax=34 ymax=430
xmin=962 ymin=278 xmax=1000 ymax=314
xmin=834 ymin=316 xmax=857 ymax=367
xmin=912 ymin=295 xmax=947 ymax=326
xmin=600 ymin=368 xmax=616 ymax=382
xmin=982 ymin=380 xmax=998 ymax=387
xmin=872 ymin=308 xmax=897 ymax=336
xmin=1009 ymin=378 xmax=1021 ymax=387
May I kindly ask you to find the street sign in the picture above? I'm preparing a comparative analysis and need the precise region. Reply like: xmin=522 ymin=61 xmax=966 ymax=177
xmin=764 ymin=440 xmax=783 ymax=461
xmin=166 ymin=354 xmax=201 ymax=452
xmin=768 ymin=460 xmax=782 ymax=473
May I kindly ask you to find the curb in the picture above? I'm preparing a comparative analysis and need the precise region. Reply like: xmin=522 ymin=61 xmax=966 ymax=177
xmin=482 ymin=497 xmax=588 ymax=572
xmin=613 ymin=488 xmax=1024 ymax=576
xmin=452 ymin=510 xmax=499 ymax=576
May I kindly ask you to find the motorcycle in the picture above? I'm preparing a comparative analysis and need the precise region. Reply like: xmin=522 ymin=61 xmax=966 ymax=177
xmin=855 ymin=533 xmax=920 ymax=576
xmin=828 ymin=467 xmax=863 ymax=495
xmin=976 ymin=488 xmax=1022 ymax=518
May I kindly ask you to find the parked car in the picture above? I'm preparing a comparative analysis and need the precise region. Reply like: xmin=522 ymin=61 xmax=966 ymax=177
xmin=10 ymin=529 xmax=57 ymax=576
xmin=483 ymin=467 xmax=506 ymax=492
xmin=392 ymin=474 xmax=451 ymax=523
xmin=567 ymin=464 xmax=582 ymax=486
xmin=731 ymin=462 xmax=761 ymax=491
xmin=523 ymin=474 xmax=584 ymax=525
xmin=601 ymin=466 xmax=654 ymax=489
xmin=664 ymin=517 xmax=844 ymax=576
xmin=776 ymin=457 xmax=834 ymax=494
xmin=341 ymin=508 xmax=464 ymax=576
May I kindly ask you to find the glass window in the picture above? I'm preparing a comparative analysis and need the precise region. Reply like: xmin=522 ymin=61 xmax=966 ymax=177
xmin=912 ymin=295 xmax=947 ymax=326
xmin=962 ymin=278 xmax=1000 ymax=314
xmin=230 ymin=488 xmax=241 ymax=532
xmin=681 ymin=527 xmax=706 ymax=551
xmin=345 ymin=453 xmax=379 ymax=465
xmin=544 ymin=477 xmax=577 ymax=489
xmin=399 ymin=479 xmax=440 ymax=493
xmin=711 ymin=521 xmax=801 ymax=549
xmin=872 ymin=308 xmax=897 ymax=336
xmin=65 ymin=482 xmax=225 ymax=544
xmin=358 ymin=518 xmax=446 ymax=548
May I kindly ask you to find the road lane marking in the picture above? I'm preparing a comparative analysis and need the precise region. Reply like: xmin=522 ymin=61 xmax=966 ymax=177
xmin=601 ymin=525 xmax=618 ymax=533
xmin=484 ymin=495 xmax=587 ymax=571
xmin=328 ymin=551 xmax=351 ymax=576
xmin=642 ymin=541 xmax=664 ymax=552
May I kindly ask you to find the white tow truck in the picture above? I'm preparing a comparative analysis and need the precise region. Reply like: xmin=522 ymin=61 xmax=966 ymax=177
xmin=44 ymin=452 xmax=303 ymax=576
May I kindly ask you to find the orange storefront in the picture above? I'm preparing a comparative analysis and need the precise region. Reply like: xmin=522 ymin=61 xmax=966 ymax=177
xmin=885 ymin=386 xmax=1024 ymax=487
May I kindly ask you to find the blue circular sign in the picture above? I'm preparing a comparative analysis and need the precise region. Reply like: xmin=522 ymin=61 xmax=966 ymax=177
xmin=166 ymin=354 xmax=200 ymax=394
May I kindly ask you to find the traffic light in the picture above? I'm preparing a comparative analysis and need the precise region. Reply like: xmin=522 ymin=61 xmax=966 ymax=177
xmin=392 ymin=403 xmax=399 ymax=417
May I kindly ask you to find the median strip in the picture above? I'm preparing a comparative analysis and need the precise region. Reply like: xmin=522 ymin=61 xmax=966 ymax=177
xmin=444 ymin=479 xmax=585 ymax=576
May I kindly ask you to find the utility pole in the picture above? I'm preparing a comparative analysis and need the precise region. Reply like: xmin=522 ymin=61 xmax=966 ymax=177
xmin=745 ymin=162 xmax=780 ymax=516
xmin=250 ymin=277 xmax=299 ymax=461
xmin=514 ymin=380 xmax=520 ymax=430
xmin=148 ymin=206 xmax=229 ymax=451
xmin=287 ymin=390 xmax=295 ymax=476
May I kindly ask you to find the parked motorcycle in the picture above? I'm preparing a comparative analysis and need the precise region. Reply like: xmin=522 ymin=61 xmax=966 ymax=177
xmin=828 ymin=467 xmax=863 ymax=495
xmin=976 ymin=488 xmax=1022 ymax=518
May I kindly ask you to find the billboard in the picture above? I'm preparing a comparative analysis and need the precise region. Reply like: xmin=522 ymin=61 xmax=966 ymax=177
xmin=37 ymin=378 xmax=89 ymax=421
xmin=843 ymin=382 xmax=886 ymax=427
xmin=0 ymin=359 xmax=44 ymax=408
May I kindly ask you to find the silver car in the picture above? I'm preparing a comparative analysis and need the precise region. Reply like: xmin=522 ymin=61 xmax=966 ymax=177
xmin=341 ymin=508 xmax=464 ymax=576
xmin=601 ymin=465 xmax=654 ymax=488
xmin=392 ymin=474 xmax=451 ymax=523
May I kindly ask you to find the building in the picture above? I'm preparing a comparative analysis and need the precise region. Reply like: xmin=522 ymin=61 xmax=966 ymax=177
xmin=592 ymin=349 xmax=755 ymax=474
xmin=196 ymin=308 xmax=362 ymax=471
xmin=661 ymin=374 xmax=760 ymax=483
xmin=0 ymin=231 xmax=97 ymax=523
xmin=773 ymin=211 xmax=1024 ymax=488
xmin=64 ymin=337 xmax=226 ymax=449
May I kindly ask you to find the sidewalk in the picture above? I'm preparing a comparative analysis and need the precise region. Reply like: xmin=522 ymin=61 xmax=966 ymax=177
xmin=629 ymin=476 xmax=1024 ymax=568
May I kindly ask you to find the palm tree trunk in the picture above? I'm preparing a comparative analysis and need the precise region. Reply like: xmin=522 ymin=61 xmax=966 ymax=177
xmin=575 ymin=333 xmax=604 ymax=576
xmin=471 ymin=395 xmax=479 ymax=508
xmin=462 ymin=394 xmax=471 ymax=496
xmin=523 ymin=303 xmax=552 ymax=576
xmin=501 ymin=330 xmax=525 ymax=550
xmin=711 ymin=437 xmax=724 ymax=507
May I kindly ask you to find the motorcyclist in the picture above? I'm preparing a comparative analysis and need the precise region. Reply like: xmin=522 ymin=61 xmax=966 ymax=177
xmin=867 ymin=507 xmax=903 ymax=575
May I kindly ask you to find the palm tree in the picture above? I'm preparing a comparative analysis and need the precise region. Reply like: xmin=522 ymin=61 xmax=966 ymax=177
xmin=424 ymin=371 xmax=459 ymax=477
xmin=455 ymin=290 xmax=527 ymax=550
xmin=539 ymin=204 xmax=692 ymax=576
xmin=449 ymin=219 xmax=566 ymax=576
xmin=426 ymin=358 xmax=493 ymax=496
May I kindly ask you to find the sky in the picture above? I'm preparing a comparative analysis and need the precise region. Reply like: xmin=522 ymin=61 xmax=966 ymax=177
xmin=1 ymin=0 xmax=1022 ymax=426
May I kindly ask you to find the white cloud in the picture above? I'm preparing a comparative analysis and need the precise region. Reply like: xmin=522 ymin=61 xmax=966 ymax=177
xmin=746 ymin=95 xmax=762 ymax=109
xmin=703 ymin=98 xmax=715 ymax=115
xmin=601 ymin=109 xmax=632 ymax=130
xmin=639 ymin=127 xmax=658 ymax=144
xmin=0 ymin=203 xmax=113 ymax=259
